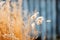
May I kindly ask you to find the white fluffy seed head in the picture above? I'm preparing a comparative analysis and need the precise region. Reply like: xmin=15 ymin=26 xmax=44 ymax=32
xmin=31 ymin=22 xmax=35 ymax=29
xmin=31 ymin=12 xmax=39 ymax=20
xmin=36 ymin=16 xmax=44 ymax=25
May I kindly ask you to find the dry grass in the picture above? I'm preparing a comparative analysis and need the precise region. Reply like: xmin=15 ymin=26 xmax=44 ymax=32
xmin=0 ymin=0 xmax=23 ymax=40
xmin=0 ymin=0 xmax=43 ymax=40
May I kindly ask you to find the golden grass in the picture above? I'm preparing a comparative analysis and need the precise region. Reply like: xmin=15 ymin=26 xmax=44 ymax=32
xmin=0 ymin=0 xmax=24 ymax=40
xmin=0 ymin=0 xmax=43 ymax=40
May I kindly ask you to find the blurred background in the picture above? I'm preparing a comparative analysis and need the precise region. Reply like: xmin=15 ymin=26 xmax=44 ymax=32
xmin=0 ymin=0 xmax=60 ymax=40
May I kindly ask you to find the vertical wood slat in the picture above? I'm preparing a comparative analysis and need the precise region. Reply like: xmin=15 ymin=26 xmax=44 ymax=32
xmin=40 ymin=0 xmax=46 ymax=40
xmin=35 ymin=0 xmax=39 ymax=11
xmin=52 ymin=0 xmax=56 ymax=40
xmin=35 ymin=0 xmax=40 ymax=34
xmin=23 ymin=0 xmax=28 ymax=10
xmin=58 ymin=0 xmax=60 ymax=36
xmin=28 ymin=0 xmax=33 ymax=13
xmin=46 ymin=0 xmax=52 ymax=40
